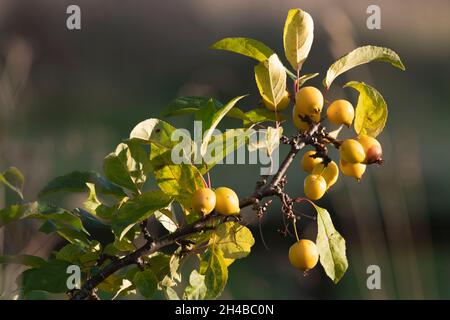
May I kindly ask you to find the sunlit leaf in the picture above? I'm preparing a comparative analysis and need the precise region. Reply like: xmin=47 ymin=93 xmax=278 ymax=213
xmin=199 ymin=247 xmax=228 ymax=299
xmin=313 ymin=203 xmax=348 ymax=283
xmin=254 ymin=54 xmax=287 ymax=109
xmin=210 ymin=37 xmax=274 ymax=62
xmin=344 ymin=81 xmax=387 ymax=137
xmin=298 ymin=73 xmax=319 ymax=87
xmin=0 ymin=167 xmax=24 ymax=200
xmin=103 ymin=153 xmax=138 ymax=193
xmin=162 ymin=96 xmax=223 ymax=117
xmin=283 ymin=9 xmax=314 ymax=70
xmin=243 ymin=108 xmax=287 ymax=127
xmin=323 ymin=46 xmax=405 ymax=88
xmin=129 ymin=118 xmax=177 ymax=149
xmin=198 ymin=128 xmax=249 ymax=174
xmin=184 ymin=270 xmax=207 ymax=300
xmin=200 ymin=95 xmax=247 ymax=157
xmin=210 ymin=222 xmax=255 ymax=259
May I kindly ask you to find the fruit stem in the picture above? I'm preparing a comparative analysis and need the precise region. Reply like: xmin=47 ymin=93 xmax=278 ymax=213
xmin=293 ymin=217 xmax=300 ymax=242
xmin=207 ymin=172 xmax=212 ymax=188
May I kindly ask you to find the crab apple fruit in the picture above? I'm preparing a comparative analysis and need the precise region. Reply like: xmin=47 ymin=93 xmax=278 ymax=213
xmin=214 ymin=187 xmax=240 ymax=215
xmin=339 ymin=159 xmax=366 ymax=181
xmin=339 ymin=139 xmax=365 ymax=163
xmin=312 ymin=160 xmax=339 ymax=189
xmin=262 ymin=90 xmax=290 ymax=111
xmin=192 ymin=188 xmax=216 ymax=215
xmin=294 ymin=86 xmax=324 ymax=116
xmin=301 ymin=150 xmax=322 ymax=173
xmin=288 ymin=239 xmax=319 ymax=271
xmin=292 ymin=109 xmax=320 ymax=131
xmin=304 ymin=174 xmax=327 ymax=200
xmin=326 ymin=99 xmax=354 ymax=127
xmin=357 ymin=134 xmax=383 ymax=164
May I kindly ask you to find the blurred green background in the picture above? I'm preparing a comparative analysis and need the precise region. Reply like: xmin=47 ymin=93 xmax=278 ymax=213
xmin=0 ymin=0 xmax=449 ymax=299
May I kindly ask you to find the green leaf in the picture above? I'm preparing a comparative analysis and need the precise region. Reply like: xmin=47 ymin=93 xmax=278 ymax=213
xmin=243 ymin=108 xmax=287 ymax=127
xmin=162 ymin=96 xmax=223 ymax=117
xmin=83 ymin=183 xmax=102 ymax=214
xmin=133 ymin=269 xmax=158 ymax=299
xmin=115 ymin=142 xmax=150 ymax=188
xmin=225 ymin=107 xmax=251 ymax=122
xmin=200 ymin=247 xmax=228 ymax=299
xmin=283 ymin=9 xmax=314 ymax=70
xmin=150 ymin=144 xmax=204 ymax=207
xmin=0 ymin=167 xmax=24 ymax=200
xmin=129 ymin=118 xmax=178 ymax=149
xmin=0 ymin=255 xmax=46 ymax=267
xmin=154 ymin=208 xmax=178 ymax=233
xmin=0 ymin=202 xmax=38 ymax=226
xmin=112 ymin=227 xmax=139 ymax=252
xmin=199 ymin=128 xmax=250 ymax=174
xmin=210 ymin=222 xmax=255 ymax=260
xmin=344 ymin=81 xmax=387 ymax=137
xmin=21 ymin=259 xmax=73 ymax=294
xmin=210 ymin=37 xmax=274 ymax=62
xmin=254 ymin=54 xmax=287 ymax=109
xmin=103 ymin=153 xmax=138 ymax=193
xmin=39 ymin=171 xmax=126 ymax=199
xmin=112 ymin=190 xmax=172 ymax=240
xmin=97 ymin=275 xmax=134 ymax=299
xmin=199 ymin=95 xmax=247 ymax=157
xmin=313 ymin=203 xmax=348 ymax=283
xmin=323 ymin=45 xmax=406 ymax=89
xmin=144 ymin=252 xmax=171 ymax=281
xmin=183 ymin=270 xmax=207 ymax=300
xmin=0 ymin=201 xmax=91 ymax=245
xmin=55 ymin=242 xmax=101 ymax=268
xmin=169 ymin=254 xmax=182 ymax=283
xmin=298 ymin=73 xmax=319 ymax=87
xmin=164 ymin=287 xmax=180 ymax=300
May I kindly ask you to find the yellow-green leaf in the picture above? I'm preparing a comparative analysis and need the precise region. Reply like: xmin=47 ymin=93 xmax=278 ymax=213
xmin=283 ymin=9 xmax=314 ymax=70
xmin=323 ymin=45 xmax=406 ymax=89
xmin=0 ymin=167 xmax=24 ymax=200
xmin=133 ymin=269 xmax=158 ymax=299
xmin=200 ymin=247 xmax=228 ymax=299
xmin=200 ymin=95 xmax=247 ymax=157
xmin=210 ymin=37 xmax=274 ymax=62
xmin=112 ymin=190 xmax=172 ymax=240
xmin=254 ymin=54 xmax=287 ymax=109
xmin=129 ymin=118 xmax=177 ymax=149
xmin=298 ymin=73 xmax=319 ymax=87
xmin=344 ymin=81 xmax=387 ymax=137
xmin=313 ymin=203 xmax=348 ymax=284
xmin=210 ymin=222 xmax=255 ymax=259
xmin=183 ymin=270 xmax=207 ymax=300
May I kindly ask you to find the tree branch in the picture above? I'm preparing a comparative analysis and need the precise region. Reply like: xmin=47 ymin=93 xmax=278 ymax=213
xmin=70 ymin=121 xmax=323 ymax=300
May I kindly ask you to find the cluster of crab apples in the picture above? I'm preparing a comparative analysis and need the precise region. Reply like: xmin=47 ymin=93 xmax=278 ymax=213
xmin=262 ymin=86 xmax=383 ymax=272
xmin=190 ymin=86 xmax=384 ymax=273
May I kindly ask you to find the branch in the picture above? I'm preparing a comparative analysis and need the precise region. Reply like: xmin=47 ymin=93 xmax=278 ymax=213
xmin=70 ymin=214 xmax=220 ymax=300
xmin=70 ymin=121 xmax=323 ymax=300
